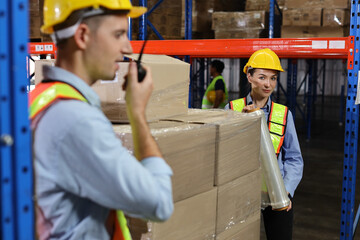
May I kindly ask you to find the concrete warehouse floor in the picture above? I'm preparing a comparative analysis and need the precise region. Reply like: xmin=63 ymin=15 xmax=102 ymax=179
xmin=260 ymin=96 xmax=360 ymax=240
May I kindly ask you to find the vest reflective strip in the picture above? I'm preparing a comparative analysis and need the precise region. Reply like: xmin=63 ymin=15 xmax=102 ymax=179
xmin=229 ymin=97 xmax=247 ymax=111
xmin=202 ymin=75 xmax=228 ymax=109
xmin=29 ymin=82 xmax=87 ymax=119
xmin=268 ymin=102 xmax=288 ymax=156
xmin=113 ymin=211 xmax=132 ymax=240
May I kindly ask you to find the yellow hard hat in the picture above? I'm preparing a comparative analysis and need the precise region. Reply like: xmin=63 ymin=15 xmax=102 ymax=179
xmin=207 ymin=90 xmax=225 ymax=103
xmin=41 ymin=0 xmax=147 ymax=34
xmin=243 ymin=48 xmax=284 ymax=74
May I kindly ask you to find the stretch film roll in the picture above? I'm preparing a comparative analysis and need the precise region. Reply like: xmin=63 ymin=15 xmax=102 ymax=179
xmin=250 ymin=110 xmax=290 ymax=210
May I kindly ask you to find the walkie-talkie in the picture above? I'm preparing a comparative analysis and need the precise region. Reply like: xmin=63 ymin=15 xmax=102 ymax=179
xmin=136 ymin=39 xmax=148 ymax=82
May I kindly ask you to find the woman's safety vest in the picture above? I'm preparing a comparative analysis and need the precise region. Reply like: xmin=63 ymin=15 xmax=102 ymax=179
xmin=29 ymin=81 xmax=132 ymax=240
xmin=230 ymin=98 xmax=288 ymax=158
xmin=202 ymin=75 xmax=228 ymax=109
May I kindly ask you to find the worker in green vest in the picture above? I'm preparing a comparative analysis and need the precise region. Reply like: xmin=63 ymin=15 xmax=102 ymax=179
xmin=225 ymin=48 xmax=304 ymax=240
xmin=202 ymin=60 xmax=228 ymax=109
xmin=30 ymin=0 xmax=174 ymax=239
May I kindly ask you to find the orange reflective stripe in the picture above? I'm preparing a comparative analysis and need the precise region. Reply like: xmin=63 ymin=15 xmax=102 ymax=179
xmin=268 ymin=102 xmax=288 ymax=157
xmin=29 ymin=82 xmax=87 ymax=120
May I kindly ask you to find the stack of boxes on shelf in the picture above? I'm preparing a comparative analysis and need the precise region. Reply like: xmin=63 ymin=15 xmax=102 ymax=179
xmin=132 ymin=0 xmax=182 ymax=40
xmin=211 ymin=0 xmax=284 ymax=39
xmin=34 ymin=54 xmax=263 ymax=239
xmin=181 ymin=0 xmax=215 ymax=39
xmin=282 ymin=0 xmax=350 ymax=37
xmin=29 ymin=0 xmax=41 ymax=40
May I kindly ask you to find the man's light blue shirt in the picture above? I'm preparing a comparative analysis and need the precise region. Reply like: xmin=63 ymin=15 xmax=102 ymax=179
xmin=225 ymin=94 xmax=304 ymax=197
xmin=34 ymin=65 xmax=173 ymax=240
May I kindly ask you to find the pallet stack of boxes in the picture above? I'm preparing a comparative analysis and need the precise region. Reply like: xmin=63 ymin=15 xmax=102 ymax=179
xmin=211 ymin=0 xmax=284 ymax=39
xmin=281 ymin=0 xmax=350 ymax=37
xmin=34 ymin=38 xmax=263 ymax=240
xmin=88 ymin=54 xmax=263 ymax=239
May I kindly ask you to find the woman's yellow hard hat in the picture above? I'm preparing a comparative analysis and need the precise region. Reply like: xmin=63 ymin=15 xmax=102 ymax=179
xmin=41 ymin=0 xmax=147 ymax=34
xmin=243 ymin=48 xmax=284 ymax=74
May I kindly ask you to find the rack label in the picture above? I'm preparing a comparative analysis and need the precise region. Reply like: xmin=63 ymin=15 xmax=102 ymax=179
xmin=329 ymin=40 xmax=345 ymax=49
xmin=312 ymin=41 xmax=327 ymax=49
xmin=35 ymin=45 xmax=43 ymax=52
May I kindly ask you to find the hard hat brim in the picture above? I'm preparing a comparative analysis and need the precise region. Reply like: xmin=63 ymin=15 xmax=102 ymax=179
xmin=128 ymin=6 xmax=147 ymax=18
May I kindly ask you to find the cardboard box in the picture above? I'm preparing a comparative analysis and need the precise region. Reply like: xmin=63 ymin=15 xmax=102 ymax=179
xmin=215 ymin=211 xmax=260 ymax=240
xmin=283 ymin=8 xmax=322 ymax=27
xmin=181 ymin=0 xmax=215 ymax=36
xmin=212 ymin=11 xmax=267 ymax=31
xmin=162 ymin=109 xmax=261 ymax=186
xmin=113 ymin=121 xmax=216 ymax=202
xmin=216 ymin=169 xmax=261 ymax=236
xmin=34 ymin=59 xmax=56 ymax=84
xmin=92 ymin=54 xmax=190 ymax=122
xmin=128 ymin=188 xmax=217 ymax=240
xmin=323 ymin=9 xmax=350 ymax=27
xmin=284 ymin=0 xmax=349 ymax=9
xmin=246 ymin=0 xmax=285 ymax=11
xmin=30 ymin=15 xmax=41 ymax=38
xmin=281 ymin=26 xmax=349 ymax=37
xmin=215 ymin=29 xmax=268 ymax=39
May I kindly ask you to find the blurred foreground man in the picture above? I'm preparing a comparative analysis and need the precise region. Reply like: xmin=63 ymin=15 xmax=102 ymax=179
xmin=29 ymin=0 xmax=173 ymax=239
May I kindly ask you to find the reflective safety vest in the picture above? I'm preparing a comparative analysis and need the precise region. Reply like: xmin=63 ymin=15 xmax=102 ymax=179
xmin=202 ymin=75 xmax=228 ymax=109
xmin=29 ymin=81 xmax=132 ymax=240
xmin=230 ymin=98 xmax=288 ymax=158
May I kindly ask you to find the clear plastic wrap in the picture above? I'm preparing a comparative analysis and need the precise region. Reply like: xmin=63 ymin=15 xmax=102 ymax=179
xmin=91 ymin=54 xmax=190 ymax=123
xmin=127 ymin=188 xmax=217 ymax=240
xmin=284 ymin=0 xmax=349 ymax=9
xmin=249 ymin=110 xmax=290 ymax=210
xmin=283 ymin=8 xmax=322 ymax=27
xmin=323 ymin=9 xmax=350 ymax=27
xmin=212 ymin=11 xmax=267 ymax=31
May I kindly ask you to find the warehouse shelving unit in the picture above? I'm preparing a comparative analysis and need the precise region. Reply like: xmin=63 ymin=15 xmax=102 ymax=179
xmin=0 ymin=0 xmax=34 ymax=240
xmin=2 ymin=0 xmax=359 ymax=239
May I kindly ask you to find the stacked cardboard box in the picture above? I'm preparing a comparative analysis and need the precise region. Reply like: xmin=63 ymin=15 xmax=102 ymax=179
xmin=282 ymin=0 xmax=350 ymax=37
xmin=181 ymin=0 xmax=215 ymax=39
xmin=34 ymin=54 xmax=190 ymax=123
xmin=212 ymin=11 xmax=268 ymax=39
xmin=121 ymin=109 xmax=262 ymax=239
xmin=132 ymin=0 xmax=182 ymax=40
xmin=245 ymin=0 xmax=285 ymax=11
xmin=29 ymin=0 xmax=41 ymax=39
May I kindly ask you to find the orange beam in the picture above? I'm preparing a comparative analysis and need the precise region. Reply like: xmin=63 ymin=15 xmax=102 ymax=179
xmin=130 ymin=37 xmax=352 ymax=59
xmin=29 ymin=37 xmax=354 ymax=68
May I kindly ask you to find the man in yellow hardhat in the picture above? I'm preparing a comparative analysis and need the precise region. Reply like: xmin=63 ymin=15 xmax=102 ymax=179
xmin=30 ymin=0 xmax=173 ymax=239
xmin=202 ymin=60 xmax=228 ymax=109
xmin=225 ymin=48 xmax=304 ymax=240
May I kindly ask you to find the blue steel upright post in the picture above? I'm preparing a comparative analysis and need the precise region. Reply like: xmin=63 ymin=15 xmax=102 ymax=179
xmin=185 ymin=0 xmax=192 ymax=107
xmin=0 ymin=0 xmax=15 ymax=238
xmin=269 ymin=0 xmax=274 ymax=38
xmin=139 ymin=0 xmax=147 ymax=40
xmin=340 ymin=0 xmax=360 ymax=238
xmin=1 ymin=0 xmax=34 ymax=239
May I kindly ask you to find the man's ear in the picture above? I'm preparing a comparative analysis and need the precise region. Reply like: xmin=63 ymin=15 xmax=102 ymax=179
xmin=73 ymin=23 xmax=91 ymax=50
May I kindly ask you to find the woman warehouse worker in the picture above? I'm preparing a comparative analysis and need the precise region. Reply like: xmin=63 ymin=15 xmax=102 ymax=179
xmin=225 ymin=48 xmax=304 ymax=240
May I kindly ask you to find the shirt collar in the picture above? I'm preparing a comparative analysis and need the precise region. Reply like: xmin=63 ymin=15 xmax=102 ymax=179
xmin=42 ymin=65 xmax=101 ymax=109
xmin=246 ymin=93 xmax=272 ymax=112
